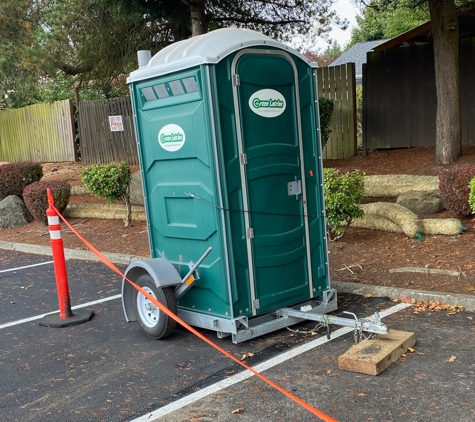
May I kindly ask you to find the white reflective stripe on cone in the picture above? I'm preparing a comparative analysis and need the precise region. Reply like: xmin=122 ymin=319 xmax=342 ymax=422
xmin=48 ymin=216 xmax=60 ymax=225
xmin=49 ymin=230 xmax=62 ymax=240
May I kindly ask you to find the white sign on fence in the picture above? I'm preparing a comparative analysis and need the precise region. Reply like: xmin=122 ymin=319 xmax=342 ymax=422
xmin=108 ymin=115 xmax=124 ymax=132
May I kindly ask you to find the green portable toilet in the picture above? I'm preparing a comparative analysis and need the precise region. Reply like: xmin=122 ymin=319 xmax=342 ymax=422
xmin=122 ymin=27 xmax=338 ymax=343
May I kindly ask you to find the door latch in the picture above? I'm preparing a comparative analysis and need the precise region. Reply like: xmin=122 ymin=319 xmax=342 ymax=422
xmin=287 ymin=180 xmax=302 ymax=196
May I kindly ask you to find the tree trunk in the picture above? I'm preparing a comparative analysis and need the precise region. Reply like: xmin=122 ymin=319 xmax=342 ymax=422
xmin=122 ymin=188 xmax=132 ymax=227
xmin=187 ymin=0 xmax=207 ymax=36
xmin=429 ymin=0 xmax=461 ymax=165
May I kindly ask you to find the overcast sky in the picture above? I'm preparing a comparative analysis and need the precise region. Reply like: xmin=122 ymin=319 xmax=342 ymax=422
xmin=322 ymin=0 xmax=361 ymax=49
xmin=290 ymin=0 xmax=362 ymax=52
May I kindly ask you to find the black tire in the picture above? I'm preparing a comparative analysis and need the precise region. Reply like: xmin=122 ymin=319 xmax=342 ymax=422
xmin=132 ymin=274 xmax=177 ymax=339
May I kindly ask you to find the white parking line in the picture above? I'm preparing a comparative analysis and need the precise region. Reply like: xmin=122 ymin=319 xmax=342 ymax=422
xmin=0 ymin=294 xmax=122 ymax=330
xmin=0 ymin=260 xmax=55 ymax=274
xmin=131 ymin=302 xmax=412 ymax=422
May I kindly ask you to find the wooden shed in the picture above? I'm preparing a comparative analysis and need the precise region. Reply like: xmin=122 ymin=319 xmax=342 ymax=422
xmin=362 ymin=8 xmax=475 ymax=154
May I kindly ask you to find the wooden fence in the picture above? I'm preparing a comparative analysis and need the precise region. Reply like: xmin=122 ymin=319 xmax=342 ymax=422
xmin=1 ymin=73 xmax=357 ymax=165
xmin=0 ymin=100 xmax=76 ymax=162
xmin=317 ymin=63 xmax=357 ymax=159
xmin=77 ymin=96 xmax=138 ymax=165
xmin=363 ymin=36 xmax=475 ymax=152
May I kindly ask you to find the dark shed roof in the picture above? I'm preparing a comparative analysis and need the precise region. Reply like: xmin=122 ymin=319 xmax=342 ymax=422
xmin=330 ymin=40 xmax=387 ymax=77
xmin=374 ymin=7 xmax=475 ymax=52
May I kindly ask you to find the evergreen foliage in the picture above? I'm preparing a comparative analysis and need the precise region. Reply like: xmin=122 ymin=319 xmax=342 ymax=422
xmin=356 ymin=86 xmax=363 ymax=146
xmin=1 ymin=0 xmax=343 ymax=108
xmin=318 ymin=97 xmax=335 ymax=148
xmin=347 ymin=2 xmax=429 ymax=48
xmin=468 ymin=177 xmax=475 ymax=215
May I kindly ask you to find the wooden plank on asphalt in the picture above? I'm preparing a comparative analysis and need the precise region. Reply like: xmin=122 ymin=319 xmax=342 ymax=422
xmin=338 ymin=330 xmax=416 ymax=375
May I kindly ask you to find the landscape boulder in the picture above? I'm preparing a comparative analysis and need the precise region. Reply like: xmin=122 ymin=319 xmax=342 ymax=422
xmin=396 ymin=190 xmax=444 ymax=215
xmin=129 ymin=170 xmax=144 ymax=206
xmin=0 ymin=195 xmax=33 ymax=229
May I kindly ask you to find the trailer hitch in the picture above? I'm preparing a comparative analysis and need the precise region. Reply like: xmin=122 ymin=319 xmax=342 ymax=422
xmin=276 ymin=307 xmax=389 ymax=343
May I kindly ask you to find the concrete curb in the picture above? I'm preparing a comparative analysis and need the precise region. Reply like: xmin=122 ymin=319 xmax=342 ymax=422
xmin=332 ymin=280 xmax=475 ymax=311
xmin=0 ymin=240 xmax=148 ymax=265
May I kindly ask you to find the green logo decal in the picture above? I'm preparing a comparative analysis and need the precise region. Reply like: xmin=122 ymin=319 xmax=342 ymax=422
xmin=160 ymin=132 xmax=184 ymax=144
xmin=252 ymin=98 xmax=285 ymax=110
xmin=158 ymin=124 xmax=186 ymax=152
xmin=249 ymin=89 xmax=286 ymax=118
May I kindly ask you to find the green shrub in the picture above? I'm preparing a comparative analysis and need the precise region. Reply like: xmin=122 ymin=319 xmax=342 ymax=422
xmin=318 ymin=97 xmax=335 ymax=148
xmin=356 ymin=86 xmax=363 ymax=147
xmin=439 ymin=164 xmax=475 ymax=217
xmin=0 ymin=162 xmax=43 ymax=199
xmin=467 ymin=177 xmax=475 ymax=215
xmin=23 ymin=180 xmax=71 ymax=224
xmin=323 ymin=167 xmax=365 ymax=241
xmin=81 ymin=161 xmax=132 ymax=226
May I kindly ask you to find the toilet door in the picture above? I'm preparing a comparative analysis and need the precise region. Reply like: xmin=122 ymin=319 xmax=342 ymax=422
xmin=232 ymin=50 xmax=312 ymax=314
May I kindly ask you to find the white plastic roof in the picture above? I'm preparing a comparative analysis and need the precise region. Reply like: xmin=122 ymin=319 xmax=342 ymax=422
xmin=127 ymin=27 xmax=316 ymax=84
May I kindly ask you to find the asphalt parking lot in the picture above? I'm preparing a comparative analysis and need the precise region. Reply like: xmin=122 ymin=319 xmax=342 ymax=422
xmin=1 ymin=249 xmax=474 ymax=422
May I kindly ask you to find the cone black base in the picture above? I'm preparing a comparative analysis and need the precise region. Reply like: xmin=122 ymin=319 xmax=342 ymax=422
xmin=39 ymin=310 xmax=94 ymax=328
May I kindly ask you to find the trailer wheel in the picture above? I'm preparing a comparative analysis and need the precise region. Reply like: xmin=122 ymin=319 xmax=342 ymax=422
xmin=133 ymin=274 xmax=177 ymax=339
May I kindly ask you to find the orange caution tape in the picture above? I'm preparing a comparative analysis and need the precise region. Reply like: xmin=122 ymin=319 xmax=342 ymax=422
xmin=55 ymin=207 xmax=338 ymax=422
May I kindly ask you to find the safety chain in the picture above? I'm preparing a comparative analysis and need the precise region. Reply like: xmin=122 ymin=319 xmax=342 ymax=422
xmin=353 ymin=320 xmax=362 ymax=344
xmin=353 ymin=318 xmax=377 ymax=344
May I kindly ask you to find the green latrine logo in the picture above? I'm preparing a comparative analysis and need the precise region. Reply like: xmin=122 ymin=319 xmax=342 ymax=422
xmin=158 ymin=124 xmax=186 ymax=152
xmin=249 ymin=89 xmax=286 ymax=118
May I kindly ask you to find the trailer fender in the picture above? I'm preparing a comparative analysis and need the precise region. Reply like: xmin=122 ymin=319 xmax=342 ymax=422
xmin=122 ymin=258 xmax=182 ymax=322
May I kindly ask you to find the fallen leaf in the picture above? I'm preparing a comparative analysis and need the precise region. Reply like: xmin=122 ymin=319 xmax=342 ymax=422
xmin=232 ymin=408 xmax=243 ymax=414
xmin=364 ymin=293 xmax=373 ymax=298
xmin=393 ymin=296 xmax=465 ymax=314
xmin=446 ymin=355 xmax=456 ymax=362
xmin=241 ymin=352 xmax=254 ymax=361
xmin=408 ymin=347 xmax=415 ymax=353
xmin=358 ymin=392 xmax=366 ymax=396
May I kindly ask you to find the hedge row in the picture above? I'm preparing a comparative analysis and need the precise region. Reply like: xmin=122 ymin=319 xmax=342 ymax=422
xmin=0 ymin=162 xmax=71 ymax=224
